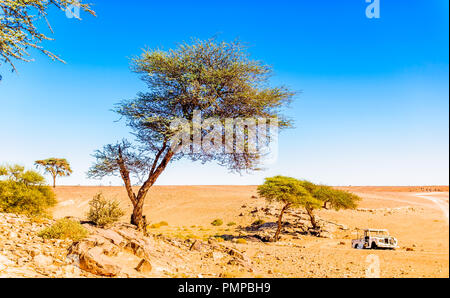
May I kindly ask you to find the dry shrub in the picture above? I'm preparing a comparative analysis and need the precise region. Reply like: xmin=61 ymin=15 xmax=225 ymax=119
xmin=39 ymin=218 xmax=88 ymax=241
xmin=87 ymin=193 xmax=124 ymax=227
xmin=211 ymin=219 xmax=223 ymax=226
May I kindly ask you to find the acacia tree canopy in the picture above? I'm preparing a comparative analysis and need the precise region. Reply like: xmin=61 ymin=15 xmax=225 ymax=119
xmin=312 ymin=185 xmax=361 ymax=210
xmin=35 ymin=158 xmax=72 ymax=188
xmin=257 ymin=176 xmax=319 ymax=208
xmin=0 ymin=0 xmax=95 ymax=75
xmin=299 ymin=180 xmax=361 ymax=230
xmin=88 ymin=39 xmax=295 ymax=228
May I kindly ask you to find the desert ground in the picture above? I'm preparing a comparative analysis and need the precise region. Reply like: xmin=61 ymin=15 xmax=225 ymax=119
xmin=48 ymin=185 xmax=449 ymax=278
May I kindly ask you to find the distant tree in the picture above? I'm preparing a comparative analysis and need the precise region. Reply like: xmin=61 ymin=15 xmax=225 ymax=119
xmin=257 ymin=176 xmax=320 ymax=242
xmin=0 ymin=0 xmax=95 ymax=77
xmin=88 ymin=39 xmax=294 ymax=229
xmin=0 ymin=164 xmax=56 ymax=216
xmin=35 ymin=158 xmax=72 ymax=188
xmin=299 ymin=181 xmax=361 ymax=230
xmin=258 ymin=177 xmax=362 ymax=237
xmin=313 ymin=185 xmax=360 ymax=210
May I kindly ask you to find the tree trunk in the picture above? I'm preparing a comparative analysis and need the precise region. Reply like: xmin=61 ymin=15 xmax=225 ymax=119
xmin=131 ymin=198 xmax=146 ymax=229
xmin=52 ymin=175 xmax=56 ymax=188
xmin=274 ymin=203 xmax=290 ymax=242
xmin=129 ymin=149 xmax=175 ymax=228
xmin=306 ymin=206 xmax=318 ymax=230
xmin=116 ymin=142 xmax=175 ymax=230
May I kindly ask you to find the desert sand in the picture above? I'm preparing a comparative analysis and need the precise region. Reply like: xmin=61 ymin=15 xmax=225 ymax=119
xmin=49 ymin=185 xmax=449 ymax=278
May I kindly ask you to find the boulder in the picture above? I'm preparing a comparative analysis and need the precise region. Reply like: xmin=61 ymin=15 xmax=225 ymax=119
xmin=79 ymin=247 xmax=121 ymax=277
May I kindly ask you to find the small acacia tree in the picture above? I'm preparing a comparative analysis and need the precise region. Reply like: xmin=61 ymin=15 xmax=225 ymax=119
xmin=257 ymin=176 xmax=320 ymax=242
xmin=314 ymin=185 xmax=360 ymax=210
xmin=88 ymin=39 xmax=294 ymax=229
xmin=299 ymin=181 xmax=361 ymax=230
xmin=35 ymin=158 xmax=72 ymax=188
xmin=0 ymin=0 xmax=95 ymax=77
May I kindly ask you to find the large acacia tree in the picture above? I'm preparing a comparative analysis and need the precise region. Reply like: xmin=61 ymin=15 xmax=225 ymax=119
xmin=88 ymin=39 xmax=294 ymax=228
xmin=0 ymin=0 xmax=95 ymax=76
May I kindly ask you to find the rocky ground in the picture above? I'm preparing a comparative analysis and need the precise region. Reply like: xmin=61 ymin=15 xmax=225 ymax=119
xmin=1 ymin=186 xmax=449 ymax=278
xmin=0 ymin=210 xmax=370 ymax=278
xmin=0 ymin=212 xmax=274 ymax=278
xmin=0 ymin=213 xmax=91 ymax=277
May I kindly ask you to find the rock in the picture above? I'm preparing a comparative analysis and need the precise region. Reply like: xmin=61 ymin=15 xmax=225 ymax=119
xmin=0 ymin=255 xmax=14 ymax=271
xmin=135 ymin=259 xmax=152 ymax=273
xmin=226 ymin=247 xmax=248 ymax=262
xmin=125 ymin=240 xmax=150 ymax=259
xmin=62 ymin=265 xmax=82 ymax=277
xmin=79 ymin=247 xmax=121 ymax=277
xmin=66 ymin=254 xmax=80 ymax=265
xmin=190 ymin=240 xmax=203 ymax=251
xmin=96 ymin=229 xmax=125 ymax=247
xmin=33 ymin=254 xmax=53 ymax=267
xmin=67 ymin=223 xmax=156 ymax=277
xmin=16 ymin=257 xmax=29 ymax=266
xmin=114 ymin=227 xmax=141 ymax=242
xmin=319 ymin=231 xmax=333 ymax=239
xmin=27 ymin=248 xmax=40 ymax=258
xmin=78 ymin=235 xmax=107 ymax=247
xmin=212 ymin=252 xmax=224 ymax=262
xmin=228 ymin=257 xmax=253 ymax=272
xmin=339 ymin=224 xmax=349 ymax=231
xmin=101 ymin=242 xmax=120 ymax=257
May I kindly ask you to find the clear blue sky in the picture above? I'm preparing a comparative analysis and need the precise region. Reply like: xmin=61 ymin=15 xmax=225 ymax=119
xmin=0 ymin=0 xmax=448 ymax=186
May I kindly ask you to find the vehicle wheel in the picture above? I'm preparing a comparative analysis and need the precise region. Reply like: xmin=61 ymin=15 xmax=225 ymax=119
xmin=371 ymin=242 xmax=378 ymax=249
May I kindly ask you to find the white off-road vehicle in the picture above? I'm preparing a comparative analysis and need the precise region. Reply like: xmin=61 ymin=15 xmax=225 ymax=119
xmin=352 ymin=229 xmax=398 ymax=250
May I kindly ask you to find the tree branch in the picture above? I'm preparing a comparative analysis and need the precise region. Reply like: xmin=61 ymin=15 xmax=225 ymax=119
xmin=117 ymin=146 xmax=137 ymax=207
xmin=149 ymin=139 xmax=168 ymax=177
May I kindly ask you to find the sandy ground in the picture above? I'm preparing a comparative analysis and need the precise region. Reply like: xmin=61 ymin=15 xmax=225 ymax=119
xmin=52 ymin=186 xmax=449 ymax=278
